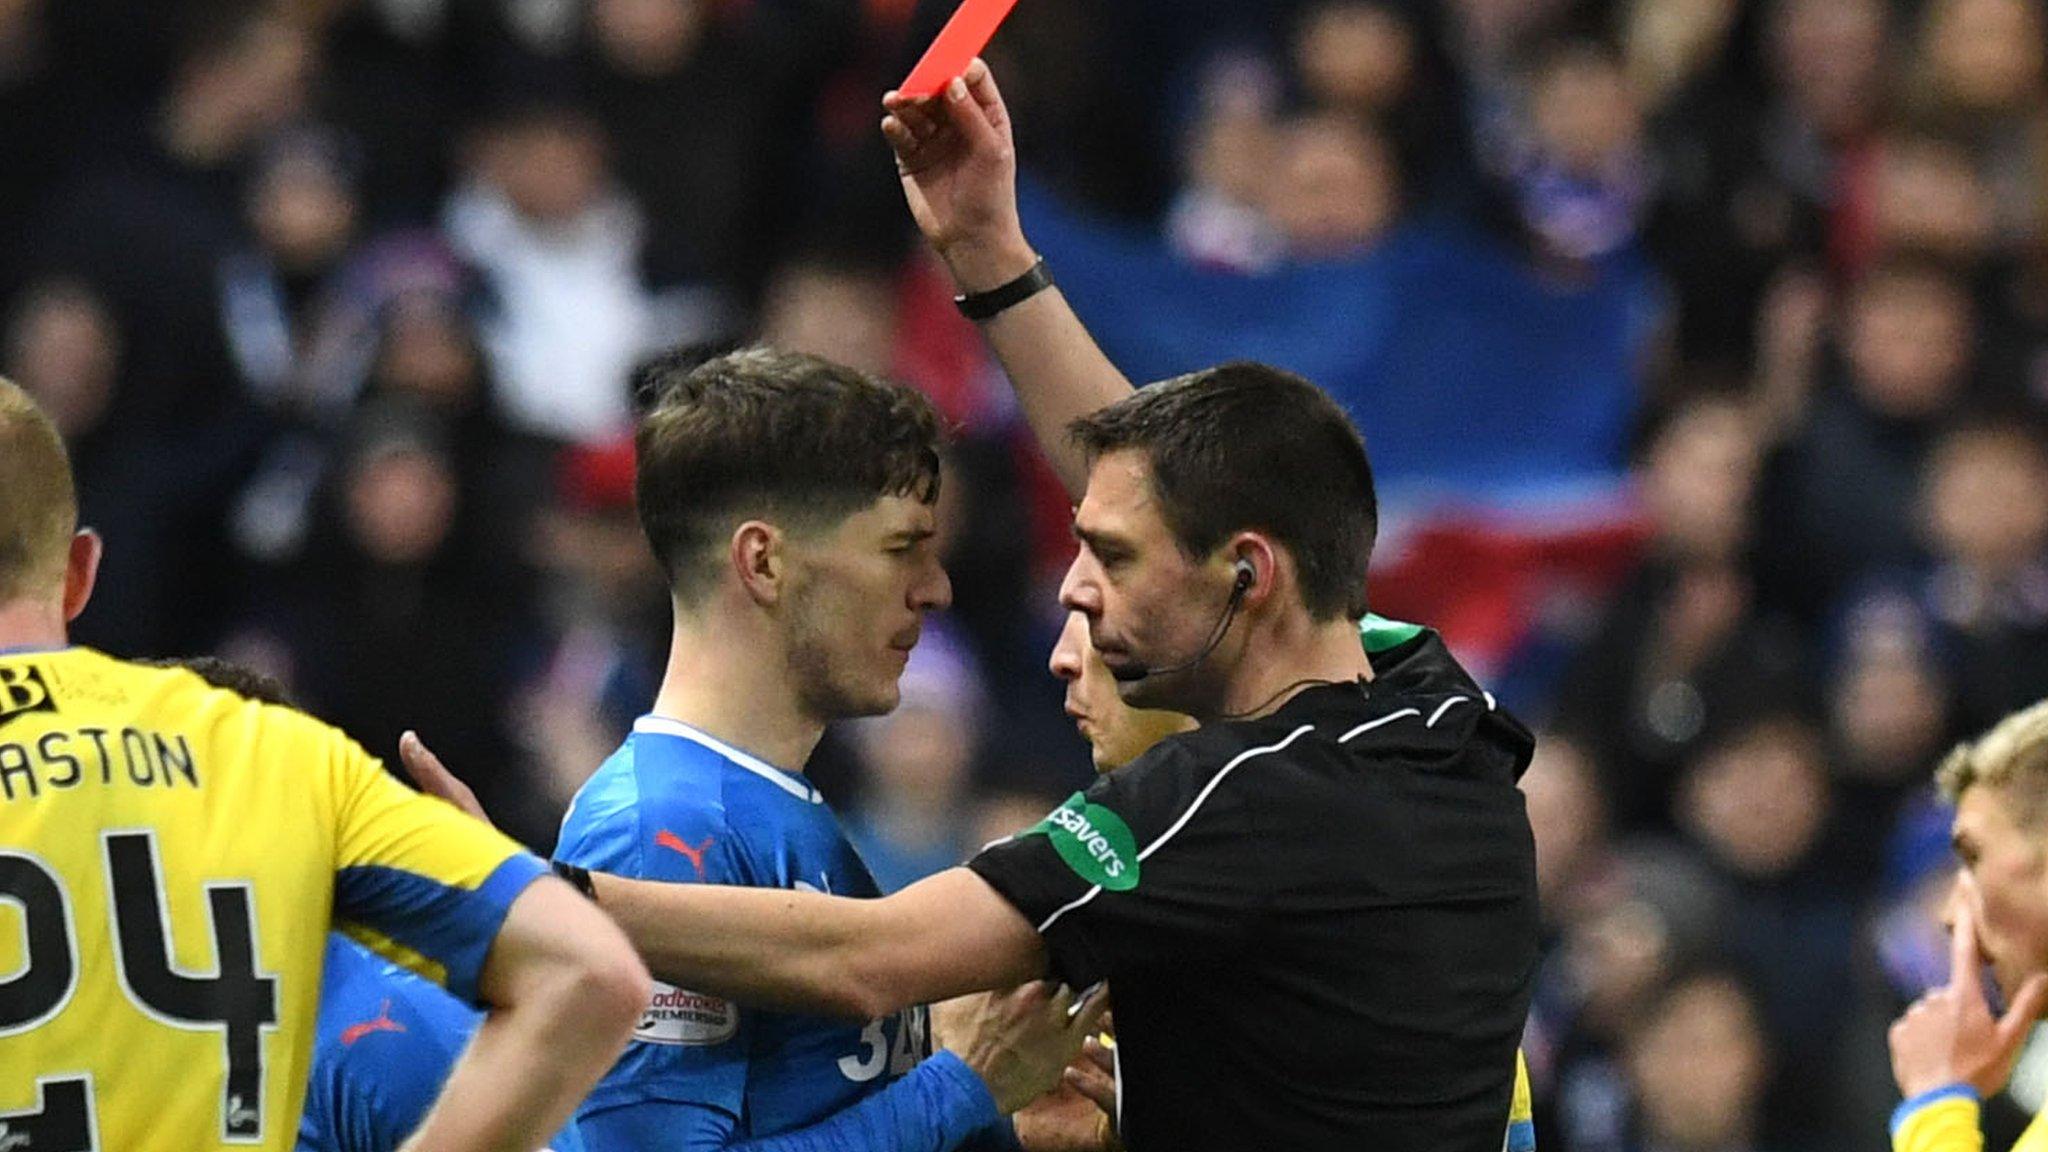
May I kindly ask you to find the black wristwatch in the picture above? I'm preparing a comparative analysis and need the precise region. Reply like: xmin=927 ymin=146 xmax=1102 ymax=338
xmin=954 ymin=258 xmax=1053 ymax=321
xmin=551 ymin=859 xmax=597 ymax=901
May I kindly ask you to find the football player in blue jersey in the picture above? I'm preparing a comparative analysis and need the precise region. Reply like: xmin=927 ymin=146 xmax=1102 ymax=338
xmin=303 ymin=934 xmax=588 ymax=1152
xmin=546 ymin=347 xmax=1104 ymax=1151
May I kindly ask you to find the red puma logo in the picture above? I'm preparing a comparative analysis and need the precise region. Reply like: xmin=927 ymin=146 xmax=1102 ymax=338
xmin=339 ymin=999 xmax=406 ymax=1046
xmin=656 ymin=830 xmax=715 ymax=877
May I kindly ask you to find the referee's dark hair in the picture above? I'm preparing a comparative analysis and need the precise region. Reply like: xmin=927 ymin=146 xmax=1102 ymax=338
xmin=633 ymin=346 xmax=943 ymax=604
xmin=1069 ymin=362 xmax=1376 ymax=621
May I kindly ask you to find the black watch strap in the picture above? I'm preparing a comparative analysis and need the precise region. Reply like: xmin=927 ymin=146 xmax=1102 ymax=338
xmin=551 ymin=859 xmax=597 ymax=901
xmin=954 ymin=258 xmax=1052 ymax=321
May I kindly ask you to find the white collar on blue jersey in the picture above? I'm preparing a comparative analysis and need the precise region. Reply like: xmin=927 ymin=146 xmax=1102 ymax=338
xmin=632 ymin=716 xmax=822 ymax=804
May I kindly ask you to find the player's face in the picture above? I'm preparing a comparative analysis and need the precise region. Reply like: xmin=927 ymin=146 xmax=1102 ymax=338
xmin=1948 ymin=784 xmax=2048 ymax=996
xmin=1049 ymin=610 xmax=1195 ymax=771
xmin=1059 ymin=449 xmax=1234 ymax=713
xmin=783 ymin=493 xmax=951 ymax=721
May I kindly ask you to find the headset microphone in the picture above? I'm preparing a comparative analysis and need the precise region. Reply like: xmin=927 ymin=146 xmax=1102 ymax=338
xmin=1110 ymin=560 xmax=1256 ymax=683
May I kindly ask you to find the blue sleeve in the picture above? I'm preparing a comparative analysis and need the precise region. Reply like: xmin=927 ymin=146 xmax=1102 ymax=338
xmin=558 ymin=779 xmax=755 ymax=1123
xmin=308 ymin=1027 xmax=455 ymax=1152
xmin=580 ymin=1053 xmax=1002 ymax=1152
xmin=728 ymin=1053 xmax=1003 ymax=1152
xmin=580 ymin=1098 xmax=740 ymax=1152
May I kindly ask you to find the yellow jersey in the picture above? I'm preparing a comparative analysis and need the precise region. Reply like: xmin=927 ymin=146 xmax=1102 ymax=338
xmin=1894 ymin=1086 xmax=2048 ymax=1152
xmin=0 ymin=646 xmax=548 ymax=1150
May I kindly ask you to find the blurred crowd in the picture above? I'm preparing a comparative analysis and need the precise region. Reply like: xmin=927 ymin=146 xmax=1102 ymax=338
xmin=7 ymin=0 xmax=2048 ymax=1148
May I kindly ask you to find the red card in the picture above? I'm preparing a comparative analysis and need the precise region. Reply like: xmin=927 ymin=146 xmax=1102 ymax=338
xmin=899 ymin=0 xmax=1021 ymax=99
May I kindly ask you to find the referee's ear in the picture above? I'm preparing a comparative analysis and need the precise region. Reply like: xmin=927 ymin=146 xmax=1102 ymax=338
xmin=1224 ymin=533 xmax=1278 ymax=610
xmin=61 ymin=528 xmax=102 ymax=624
xmin=730 ymin=520 xmax=788 ymax=607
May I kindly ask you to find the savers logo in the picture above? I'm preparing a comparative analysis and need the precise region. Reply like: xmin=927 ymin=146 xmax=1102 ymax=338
xmin=1028 ymin=792 xmax=1140 ymax=891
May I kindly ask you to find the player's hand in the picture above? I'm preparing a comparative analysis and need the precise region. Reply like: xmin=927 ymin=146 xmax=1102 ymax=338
xmin=941 ymin=981 xmax=1111 ymax=1114
xmin=1011 ymin=1077 xmax=1120 ymax=1152
xmin=882 ymin=57 xmax=1038 ymax=293
xmin=1062 ymin=1028 xmax=1116 ymax=1118
xmin=1889 ymin=885 xmax=2048 ymax=1098
xmin=397 ymin=730 xmax=493 ymax=825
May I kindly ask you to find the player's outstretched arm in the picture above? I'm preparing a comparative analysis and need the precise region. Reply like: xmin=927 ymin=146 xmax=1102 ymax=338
xmin=584 ymin=984 xmax=1105 ymax=1152
xmin=399 ymin=878 xmax=650 ymax=1152
xmin=884 ymin=58 xmax=1133 ymax=498
xmin=590 ymin=867 xmax=1046 ymax=1020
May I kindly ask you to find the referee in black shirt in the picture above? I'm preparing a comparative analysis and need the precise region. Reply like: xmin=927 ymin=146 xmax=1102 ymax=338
xmin=559 ymin=58 xmax=1540 ymax=1152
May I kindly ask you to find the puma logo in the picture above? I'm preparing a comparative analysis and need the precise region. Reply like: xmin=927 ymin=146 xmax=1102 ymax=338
xmin=655 ymin=830 xmax=714 ymax=877
xmin=340 ymin=999 xmax=407 ymax=1046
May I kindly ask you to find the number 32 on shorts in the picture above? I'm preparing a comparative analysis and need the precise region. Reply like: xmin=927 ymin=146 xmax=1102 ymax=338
xmin=0 ymin=830 xmax=278 ymax=1148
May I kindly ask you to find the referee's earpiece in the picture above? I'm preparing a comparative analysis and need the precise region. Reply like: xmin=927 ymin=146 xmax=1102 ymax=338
xmin=1231 ymin=559 xmax=1255 ymax=596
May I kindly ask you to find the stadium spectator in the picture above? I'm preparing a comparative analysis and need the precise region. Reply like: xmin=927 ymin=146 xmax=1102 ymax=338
xmin=1552 ymin=393 xmax=1804 ymax=833
xmin=579 ymin=0 xmax=820 ymax=305
xmin=1525 ymin=845 xmax=1729 ymax=1152
xmin=1522 ymin=733 xmax=1613 ymax=934
xmin=1622 ymin=968 xmax=1776 ymax=1152
xmin=1904 ymin=0 xmax=2048 ymax=245
xmin=1162 ymin=53 xmax=1284 ymax=273
xmin=1825 ymin=590 xmax=1958 ymax=878
xmin=1915 ymin=418 xmax=2048 ymax=736
xmin=442 ymin=94 xmax=658 ymax=442
xmin=1757 ymin=253 xmax=1981 ymax=620
xmin=1266 ymin=112 xmax=1402 ymax=260
xmin=512 ymin=433 xmax=668 ymax=809
xmin=256 ymin=398 xmax=550 ymax=845
xmin=221 ymin=124 xmax=365 ymax=411
xmin=1678 ymin=713 xmax=1861 ymax=1143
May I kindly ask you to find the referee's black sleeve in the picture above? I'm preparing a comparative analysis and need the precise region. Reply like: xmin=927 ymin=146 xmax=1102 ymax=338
xmin=967 ymin=737 xmax=1270 ymax=989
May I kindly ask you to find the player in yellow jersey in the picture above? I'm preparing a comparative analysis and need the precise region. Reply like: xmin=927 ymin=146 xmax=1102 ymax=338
xmin=0 ymin=377 xmax=650 ymax=1152
xmin=1888 ymin=699 xmax=2048 ymax=1152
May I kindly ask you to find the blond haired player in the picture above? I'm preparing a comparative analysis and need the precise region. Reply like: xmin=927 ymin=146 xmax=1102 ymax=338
xmin=1888 ymin=700 xmax=2048 ymax=1152
xmin=0 ymin=377 xmax=649 ymax=1151
xmin=1041 ymin=610 xmax=1538 ymax=1152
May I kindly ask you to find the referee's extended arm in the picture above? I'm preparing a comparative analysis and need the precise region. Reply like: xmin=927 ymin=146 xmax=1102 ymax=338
xmin=588 ymin=866 xmax=1049 ymax=1019
xmin=400 ymin=730 xmax=1049 ymax=1016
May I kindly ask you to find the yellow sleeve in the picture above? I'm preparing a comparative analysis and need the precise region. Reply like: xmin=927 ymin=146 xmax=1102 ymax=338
xmin=1893 ymin=1086 xmax=1985 ymax=1152
xmin=324 ymin=729 xmax=550 ymax=1002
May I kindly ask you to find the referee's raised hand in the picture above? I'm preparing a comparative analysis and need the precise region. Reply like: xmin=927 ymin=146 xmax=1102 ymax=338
xmin=1889 ymin=875 xmax=2048 ymax=1098
xmin=882 ymin=59 xmax=1038 ymax=295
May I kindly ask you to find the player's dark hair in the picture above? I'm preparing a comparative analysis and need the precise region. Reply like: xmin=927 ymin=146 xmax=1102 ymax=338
xmin=141 ymin=656 xmax=298 ymax=709
xmin=634 ymin=346 xmax=943 ymax=602
xmin=1068 ymin=362 xmax=1376 ymax=621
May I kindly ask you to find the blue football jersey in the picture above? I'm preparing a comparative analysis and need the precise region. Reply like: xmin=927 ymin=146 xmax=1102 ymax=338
xmin=557 ymin=717 xmax=932 ymax=1143
xmin=300 ymin=934 xmax=585 ymax=1152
